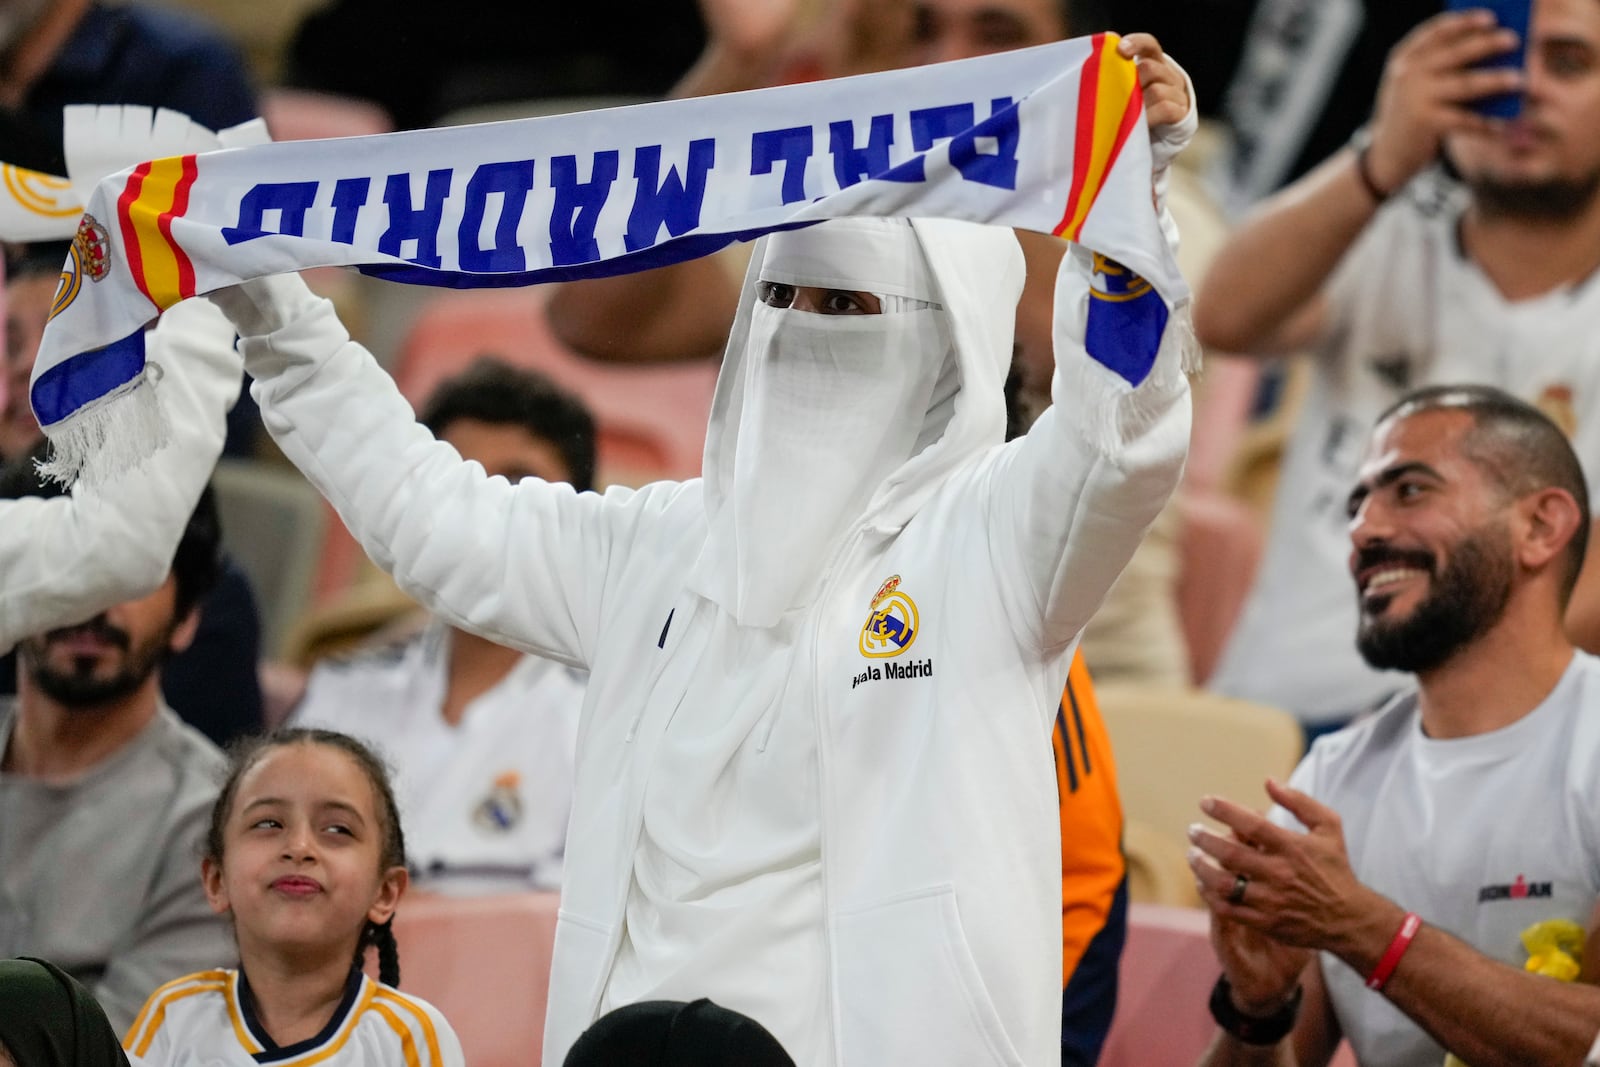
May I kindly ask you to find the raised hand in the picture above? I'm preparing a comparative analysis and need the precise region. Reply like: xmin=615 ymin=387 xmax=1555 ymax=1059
xmin=1118 ymin=33 xmax=1191 ymax=131
xmin=1365 ymin=8 xmax=1524 ymax=193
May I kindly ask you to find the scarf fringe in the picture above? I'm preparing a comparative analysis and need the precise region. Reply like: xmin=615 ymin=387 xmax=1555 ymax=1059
xmin=1075 ymin=302 xmax=1198 ymax=457
xmin=36 ymin=363 xmax=170 ymax=489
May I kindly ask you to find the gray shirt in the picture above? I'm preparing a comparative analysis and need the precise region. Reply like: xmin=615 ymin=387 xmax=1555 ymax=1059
xmin=0 ymin=699 xmax=233 ymax=1033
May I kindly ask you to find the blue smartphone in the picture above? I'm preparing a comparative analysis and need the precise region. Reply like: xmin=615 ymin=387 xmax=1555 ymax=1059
xmin=1444 ymin=0 xmax=1531 ymax=118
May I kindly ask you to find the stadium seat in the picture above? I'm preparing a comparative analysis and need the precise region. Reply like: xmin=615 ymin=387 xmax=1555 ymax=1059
xmin=210 ymin=459 xmax=328 ymax=658
xmin=1101 ymin=904 xmax=1358 ymax=1067
xmin=1122 ymin=819 xmax=1200 ymax=909
xmin=1096 ymin=684 xmax=1302 ymax=904
xmin=389 ymin=891 xmax=560 ymax=1067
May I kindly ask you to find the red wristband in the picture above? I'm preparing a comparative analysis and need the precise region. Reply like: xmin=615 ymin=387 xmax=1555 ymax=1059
xmin=1366 ymin=911 xmax=1422 ymax=990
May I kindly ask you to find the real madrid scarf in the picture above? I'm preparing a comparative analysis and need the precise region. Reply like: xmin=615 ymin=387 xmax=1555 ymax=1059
xmin=30 ymin=35 xmax=1190 ymax=485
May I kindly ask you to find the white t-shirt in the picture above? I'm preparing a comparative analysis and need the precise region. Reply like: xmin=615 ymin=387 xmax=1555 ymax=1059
xmin=292 ymin=624 xmax=584 ymax=893
xmin=123 ymin=968 xmax=464 ymax=1066
xmin=1274 ymin=652 xmax=1600 ymax=1067
xmin=1212 ymin=171 xmax=1600 ymax=723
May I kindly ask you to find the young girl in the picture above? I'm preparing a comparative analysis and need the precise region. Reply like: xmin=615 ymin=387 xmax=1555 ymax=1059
xmin=122 ymin=729 xmax=465 ymax=1065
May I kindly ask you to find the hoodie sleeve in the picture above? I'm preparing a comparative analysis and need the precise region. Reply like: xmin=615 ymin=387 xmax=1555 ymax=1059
xmin=985 ymin=243 xmax=1192 ymax=656
xmin=212 ymin=272 xmax=660 ymax=668
xmin=0 ymin=297 xmax=240 ymax=654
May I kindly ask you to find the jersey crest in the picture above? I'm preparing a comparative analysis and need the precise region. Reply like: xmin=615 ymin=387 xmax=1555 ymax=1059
xmin=859 ymin=575 xmax=920 ymax=659
xmin=472 ymin=770 xmax=524 ymax=832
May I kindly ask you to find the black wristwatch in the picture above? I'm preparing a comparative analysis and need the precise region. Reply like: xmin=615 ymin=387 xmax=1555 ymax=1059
xmin=1208 ymin=974 xmax=1303 ymax=1046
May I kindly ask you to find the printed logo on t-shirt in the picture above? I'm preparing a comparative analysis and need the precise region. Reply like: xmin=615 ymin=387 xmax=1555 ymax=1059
xmin=1478 ymin=874 xmax=1554 ymax=903
xmin=472 ymin=771 xmax=523 ymax=833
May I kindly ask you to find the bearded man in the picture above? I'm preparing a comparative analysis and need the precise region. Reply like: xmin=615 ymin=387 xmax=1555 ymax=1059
xmin=0 ymin=465 xmax=231 ymax=1033
xmin=1198 ymin=0 xmax=1600 ymax=738
xmin=1186 ymin=385 xmax=1600 ymax=1067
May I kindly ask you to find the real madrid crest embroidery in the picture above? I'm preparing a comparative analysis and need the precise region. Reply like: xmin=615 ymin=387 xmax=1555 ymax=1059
xmin=50 ymin=213 xmax=111 ymax=322
xmin=854 ymin=576 xmax=935 ymax=689
xmin=859 ymin=575 xmax=918 ymax=658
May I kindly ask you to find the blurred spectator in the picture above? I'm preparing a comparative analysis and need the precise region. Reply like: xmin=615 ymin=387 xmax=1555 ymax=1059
xmin=283 ymin=0 xmax=706 ymax=130
xmin=1189 ymin=386 xmax=1600 ymax=1067
xmin=1200 ymin=2 xmax=1600 ymax=735
xmin=291 ymin=359 xmax=588 ymax=893
xmin=1215 ymin=0 xmax=1434 ymax=216
xmin=0 ymin=957 xmax=131 ymax=1067
xmin=0 ymin=0 xmax=257 ymax=174
xmin=0 ymin=248 xmax=266 ymax=748
xmin=0 ymin=460 xmax=233 ymax=1033
xmin=565 ymin=999 xmax=795 ymax=1067
xmin=0 ymin=243 xmax=53 ymax=464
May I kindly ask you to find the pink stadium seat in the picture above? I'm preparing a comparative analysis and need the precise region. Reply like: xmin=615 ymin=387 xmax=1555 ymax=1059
xmin=260 ymin=88 xmax=394 ymax=142
xmin=395 ymin=289 xmax=718 ymax=485
xmin=389 ymin=891 xmax=560 ymax=1067
xmin=1101 ymin=904 xmax=1358 ymax=1067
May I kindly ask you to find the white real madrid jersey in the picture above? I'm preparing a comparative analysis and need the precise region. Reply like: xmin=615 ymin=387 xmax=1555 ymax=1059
xmin=1273 ymin=652 xmax=1600 ymax=1067
xmin=292 ymin=624 xmax=584 ymax=893
xmin=1212 ymin=170 xmax=1600 ymax=723
xmin=123 ymin=968 xmax=464 ymax=1067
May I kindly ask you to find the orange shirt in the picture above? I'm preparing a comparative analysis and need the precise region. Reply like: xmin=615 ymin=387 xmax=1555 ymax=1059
xmin=1053 ymin=650 xmax=1127 ymax=1065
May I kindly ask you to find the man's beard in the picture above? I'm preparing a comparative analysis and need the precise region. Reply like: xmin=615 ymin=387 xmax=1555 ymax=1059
xmin=1355 ymin=527 xmax=1514 ymax=675
xmin=20 ymin=618 xmax=171 ymax=708
xmin=1471 ymin=169 xmax=1600 ymax=223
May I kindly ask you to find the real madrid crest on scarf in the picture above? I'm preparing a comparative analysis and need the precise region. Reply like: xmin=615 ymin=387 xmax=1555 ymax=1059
xmin=860 ymin=575 xmax=919 ymax=659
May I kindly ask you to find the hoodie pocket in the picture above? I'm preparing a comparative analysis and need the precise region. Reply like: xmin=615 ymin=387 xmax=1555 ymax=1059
xmin=833 ymin=884 xmax=1024 ymax=1066
xmin=543 ymin=910 xmax=616 ymax=1061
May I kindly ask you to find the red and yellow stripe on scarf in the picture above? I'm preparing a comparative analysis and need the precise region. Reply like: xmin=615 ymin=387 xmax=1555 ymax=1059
xmin=116 ymin=154 xmax=199 ymax=311
xmin=1053 ymin=33 xmax=1144 ymax=243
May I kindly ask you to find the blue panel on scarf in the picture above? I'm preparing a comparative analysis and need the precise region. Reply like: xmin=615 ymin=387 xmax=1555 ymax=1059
xmin=30 ymin=329 xmax=147 ymax=428
xmin=1084 ymin=253 xmax=1167 ymax=388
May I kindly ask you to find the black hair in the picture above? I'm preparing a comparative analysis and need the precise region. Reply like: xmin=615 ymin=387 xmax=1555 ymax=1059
xmin=1377 ymin=384 xmax=1592 ymax=603
xmin=565 ymin=999 xmax=797 ymax=1066
xmin=419 ymin=357 xmax=598 ymax=493
xmin=1063 ymin=0 xmax=1109 ymax=34
xmin=206 ymin=728 xmax=407 ymax=987
xmin=5 ymin=240 xmax=72 ymax=283
xmin=0 ymin=440 xmax=222 ymax=619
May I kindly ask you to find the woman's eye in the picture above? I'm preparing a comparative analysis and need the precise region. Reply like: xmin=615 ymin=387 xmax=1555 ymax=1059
xmin=822 ymin=292 xmax=861 ymax=314
xmin=757 ymin=281 xmax=795 ymax=308
xmin=249 ymin=818 xmax=281 ymax=831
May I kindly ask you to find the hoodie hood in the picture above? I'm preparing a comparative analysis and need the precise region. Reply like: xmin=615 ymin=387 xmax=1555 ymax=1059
xmin=688 ymin=217 xmax=1025 ymax=626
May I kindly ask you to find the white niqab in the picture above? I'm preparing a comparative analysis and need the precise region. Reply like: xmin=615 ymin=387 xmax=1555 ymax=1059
xmin=688 ymin=218 xmax=957 ymax=629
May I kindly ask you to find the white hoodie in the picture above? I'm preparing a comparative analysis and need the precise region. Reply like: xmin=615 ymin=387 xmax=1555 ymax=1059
xmin=0 ymin=297 xmax=240 ymax=653
xmin=218 ymin=218 xmax=1190 ymax=1066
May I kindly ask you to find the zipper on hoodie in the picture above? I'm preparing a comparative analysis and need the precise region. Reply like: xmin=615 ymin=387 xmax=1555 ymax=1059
xmin=806 ymin=525 xmax=869 ymax=1066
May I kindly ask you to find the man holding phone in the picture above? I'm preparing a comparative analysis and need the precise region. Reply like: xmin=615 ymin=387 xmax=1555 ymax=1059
xmin=1198 ymin=0 xmax=1600 ymax=736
